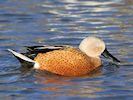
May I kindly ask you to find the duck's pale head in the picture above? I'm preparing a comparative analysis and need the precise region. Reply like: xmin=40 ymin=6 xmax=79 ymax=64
xmin=79 ymin=37 xmax=105 ymax=57
xmin=79 ymin=36 xmax=120 ymax=63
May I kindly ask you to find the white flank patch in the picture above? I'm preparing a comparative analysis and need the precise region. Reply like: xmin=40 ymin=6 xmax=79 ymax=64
xmin=34 ymin=62 xmax=40 ymax=69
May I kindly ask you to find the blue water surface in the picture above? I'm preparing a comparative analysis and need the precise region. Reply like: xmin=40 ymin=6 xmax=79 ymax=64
xmin=0 ymin=0 xmax=133 ymax=100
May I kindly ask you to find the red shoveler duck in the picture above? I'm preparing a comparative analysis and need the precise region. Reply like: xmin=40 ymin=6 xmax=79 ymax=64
xmin=8 ymin=36 xmax=120 ymax=76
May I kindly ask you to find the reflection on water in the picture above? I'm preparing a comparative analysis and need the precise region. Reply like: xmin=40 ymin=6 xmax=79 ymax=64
xmin=34 ymin=69 xmax=103 ymax=98
xmin=0 ymin=0 xmax=133 ymax=100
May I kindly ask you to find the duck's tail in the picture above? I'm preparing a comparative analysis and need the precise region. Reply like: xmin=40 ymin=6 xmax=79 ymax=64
xmin=8 ymin=49 xmax=40 ymax=69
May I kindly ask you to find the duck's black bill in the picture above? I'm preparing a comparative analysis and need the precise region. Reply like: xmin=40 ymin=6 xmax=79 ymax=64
xmin=102 ymin=48 xmax=120 ymax=63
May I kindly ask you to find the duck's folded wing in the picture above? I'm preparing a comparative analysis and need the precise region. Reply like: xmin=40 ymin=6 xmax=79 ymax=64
xmin=25 ymin=45 xmax=70 ymax=53
xmin=8 ymin=45 xmax=71 ymax=68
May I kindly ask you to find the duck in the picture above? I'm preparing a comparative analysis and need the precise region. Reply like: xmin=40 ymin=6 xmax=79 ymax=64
xmin=8 ymin=36 xmax=120 ymax=76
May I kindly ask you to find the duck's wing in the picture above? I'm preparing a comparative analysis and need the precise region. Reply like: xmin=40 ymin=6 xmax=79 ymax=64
xmin=8 ymin=45 xmax=71 ymax=68
xmin=23 ymin=45 xmax=70 ymax=59
xmin=25 ymin=45 xmax=70 ymax=53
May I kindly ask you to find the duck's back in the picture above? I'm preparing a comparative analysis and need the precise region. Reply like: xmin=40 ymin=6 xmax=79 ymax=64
xmin=34 ymin=48 xmax=101 ymax=76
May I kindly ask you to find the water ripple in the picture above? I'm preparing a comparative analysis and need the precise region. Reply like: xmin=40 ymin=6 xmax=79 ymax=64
xmin=0 ymin=0 xmax=133 ymax=100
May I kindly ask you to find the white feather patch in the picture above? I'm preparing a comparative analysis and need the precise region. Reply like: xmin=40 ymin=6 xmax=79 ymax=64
xmin=8 ymin=49 xmax=40 ymax=69
xmin=8 ymin=49 xmax=35 ymax=63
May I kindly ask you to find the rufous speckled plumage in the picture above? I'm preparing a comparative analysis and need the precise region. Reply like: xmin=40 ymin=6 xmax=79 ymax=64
xmin=8 ymin=36 xmax=120 ymax=76
xmin=34 ymin=47 xmax=101 ymax=76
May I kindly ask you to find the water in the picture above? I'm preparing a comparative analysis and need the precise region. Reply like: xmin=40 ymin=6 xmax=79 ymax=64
xmin=0 ymin=0 xmax=133 ymax=100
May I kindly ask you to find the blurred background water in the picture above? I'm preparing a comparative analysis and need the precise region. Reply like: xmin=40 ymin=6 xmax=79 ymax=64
xmin=0 ymin=0 xmax=133 ymax=100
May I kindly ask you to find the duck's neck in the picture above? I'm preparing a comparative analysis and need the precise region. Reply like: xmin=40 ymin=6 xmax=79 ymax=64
xmin=90 ymin=57 xmax=102 ymax=68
